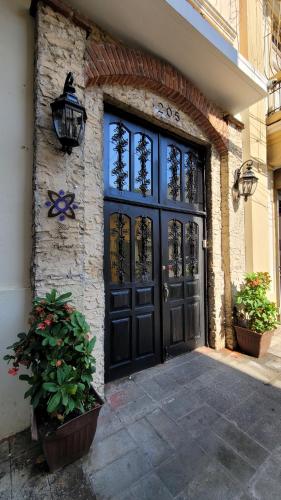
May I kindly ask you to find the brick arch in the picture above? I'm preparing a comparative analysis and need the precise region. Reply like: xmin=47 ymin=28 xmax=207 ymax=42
xmin=85 ymin=42 xmax=228 ymax=154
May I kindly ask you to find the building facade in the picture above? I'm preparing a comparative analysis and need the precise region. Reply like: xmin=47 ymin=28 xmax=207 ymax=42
xmin=1 ymin=0 xmax=279 ymax=439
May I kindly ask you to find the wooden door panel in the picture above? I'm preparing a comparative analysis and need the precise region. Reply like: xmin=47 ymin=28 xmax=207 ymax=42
xmin=185 ymin=300 xmax=201 ymax=340
xmin=136 ymin=286 xmax=154 ymax=306
xmin=110 ymin=317 xmax=131 ymax=365
xmin=170 ymin=305 xmax=185 ymax=343
xmin=169 ymin=282 xmax=184 ymax=300
xmin=186 ymin=280 xmax=200 ymax=298
xmin=110 ymin=289 xmax=131 ymax=311
xmin=105 ymin=202 xmax=160 ymax=381
xmin=136 ymin=312 xmax=154 ymax=357
xmin=161 ymin=210 xmax=205 ymax=356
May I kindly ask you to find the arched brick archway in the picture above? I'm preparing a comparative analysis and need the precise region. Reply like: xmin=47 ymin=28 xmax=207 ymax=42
xmin=85 ymin=41 xmax=228 ymax=155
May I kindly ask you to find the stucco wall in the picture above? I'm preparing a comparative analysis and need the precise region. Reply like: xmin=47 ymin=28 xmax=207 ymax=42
xmin=0 ymin=0 xmax=33 ymax=439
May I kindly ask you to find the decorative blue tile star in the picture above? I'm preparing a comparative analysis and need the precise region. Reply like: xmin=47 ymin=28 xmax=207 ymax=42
xmin=45 ymin=190 xmax=78 ymax=221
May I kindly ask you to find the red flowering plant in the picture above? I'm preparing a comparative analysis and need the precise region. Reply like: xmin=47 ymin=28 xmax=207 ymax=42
xmin=235 ymin=272 xmax=279 ymax=333
xmin=4 ymin=289 xmax=96 ymax=424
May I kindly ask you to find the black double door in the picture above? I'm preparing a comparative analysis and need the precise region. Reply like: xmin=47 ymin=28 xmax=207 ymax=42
xmin=104 ymin=107 xmax=206 ymax=381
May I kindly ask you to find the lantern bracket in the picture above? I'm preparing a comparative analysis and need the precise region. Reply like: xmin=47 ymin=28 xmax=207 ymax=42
xmin=63 ymin=72 xmax=75 ymax=94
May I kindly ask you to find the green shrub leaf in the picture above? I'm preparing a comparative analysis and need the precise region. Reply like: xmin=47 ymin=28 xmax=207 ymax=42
xmin=43 ymin=382 xmax=58 ymax=392
xmin=47 ymin=392 xmax=61 ymax=413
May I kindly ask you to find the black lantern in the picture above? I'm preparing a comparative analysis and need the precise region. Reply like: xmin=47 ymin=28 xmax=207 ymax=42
xmin=234 ymin=160 xmax=258 ymax=201
xmin=50 ymin=72 xmax=87 ymax=154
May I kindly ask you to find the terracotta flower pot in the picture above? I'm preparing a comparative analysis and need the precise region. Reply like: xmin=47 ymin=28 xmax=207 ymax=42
xmin=31 ymin=388 xmax=103 ymax=472
xmin=234 ymin=325 xmax=273 ymax=358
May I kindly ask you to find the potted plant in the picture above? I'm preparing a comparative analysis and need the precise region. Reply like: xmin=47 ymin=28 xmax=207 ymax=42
xmin=234 ymin=272 xmax=279 ymax=357
xmin=4 ymin=289 xmax=103 ymax=472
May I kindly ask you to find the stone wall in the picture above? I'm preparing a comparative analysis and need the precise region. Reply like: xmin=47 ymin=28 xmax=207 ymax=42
xmin=33 ymin=3 xmax=105 ymax=392
xmin=33 ymin=1 xmax=245 ymax=395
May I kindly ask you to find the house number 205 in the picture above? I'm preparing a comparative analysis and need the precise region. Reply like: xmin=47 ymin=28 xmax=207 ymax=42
xmin=155 ymin=102 xmax=180 ymax=122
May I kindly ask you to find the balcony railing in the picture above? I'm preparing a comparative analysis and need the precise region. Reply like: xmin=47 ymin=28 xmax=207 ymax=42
xmin=268 ymin=81 xmax=281 ymax=116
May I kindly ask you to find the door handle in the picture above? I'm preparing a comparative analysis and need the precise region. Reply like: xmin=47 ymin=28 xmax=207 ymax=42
xmin=163 ymin=283 xmax=169 ymax=302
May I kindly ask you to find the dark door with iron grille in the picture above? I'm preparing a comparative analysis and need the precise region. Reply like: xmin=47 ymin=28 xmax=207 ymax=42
xmin=104 ymin=106 xmax=206 ymax=381
xmin=161 ymin=212 xmax=204 ymax=357
xmin=104 ymin=203 xmax=161 ymax=381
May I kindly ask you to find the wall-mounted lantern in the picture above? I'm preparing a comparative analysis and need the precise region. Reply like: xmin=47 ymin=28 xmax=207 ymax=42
xmin=233 ymin=160 xmax=258 ymax=201
xmin=50 ymin=72 xmax=87 ymax=155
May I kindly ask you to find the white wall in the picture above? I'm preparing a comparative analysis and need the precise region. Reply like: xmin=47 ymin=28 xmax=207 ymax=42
xmin=0 ymin=0 xmax=33 ymax=439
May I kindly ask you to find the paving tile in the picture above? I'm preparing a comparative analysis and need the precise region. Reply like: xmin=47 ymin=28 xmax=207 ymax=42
xmin=0 ymin=441 xmax=9 ymax=465
xmin=131 ymin=370 xmax=154 ymax=384
xmin=197 ymin=430 xmax=256 ymax=485
xmin=136 ymin=376 xmax=176 ymax=402
xmin=234 ymin=493 xmax=256 ymax=500
xmin=106 ymin=381 xmax=146 ymax=410
xmin=146 ymin=407 xmax=186 ymax=449
xmin=155 ymin=455 xmax=190 ymax=496
xmin=161 ymin=388 xmax=202 ymax=421
xmin=246 ymin=412 xmax=281 ymax=452
xmin=84 ymin=428 xmax=137 ymax=472
xmin=165 ymin=350 xmax=202 ymax=367
xmin=175 ymin=460 xmax=244 ymax=500
xmin=0 ymin=460 xmax=11 ymax=500
xmin=257 ymin=381 xmax=281 ymax=408
xmin=151 ymin=370 xmax=182 ymax=396
xmin=270 ymin=444 xmax=281 ymax=463
xmin=10 ymin=446 xmax=50 ymax=500
xmin=188 ymin=355 xmax=218 ymax=371
xmin=156 ymin=441 xmax=209 ymax=496
xmin=127 ymin=417 xmax=173 ymax=466
xmin=11 ymin=464 xmax=50 ymax=499
xmin=90 ymin=448 xmax=152 ymax=499
xmin=214 ymin=418 xmax=269 ymax=468
xmin=49 ymin=463 xmax=96 ymax=499
xmin=259 ymin=354 xmax=281 ymax=372
xmin=116 ymin=394 xmax=157 ymax=425
xmin=178 ymin=404 xmax=221 ymax=439
xmin=93 ymin=406 xmax=124 ymax=443
xmin=115 ymin=472 xmax=173 ymax=500
xmin=183 ymin=372 xmax=208 ymax=392
xmin=237 ymin=360 xmax=277 ymax=384
xmin=196 ymin=386 xmax=240 ymax=414
xmin=131 ymin=364 xmax=167 ymax=383
xmin=9 ymin=429 xmax=37 ymax=459
xmin=248 ymin=456 xmax=281 ymax=499
xmin=205 ymin=365 xmax=247 ymax=386
xmin=106 ymin=379 xmax=132 ymax=397
xmin=225 ymin=392 xmax=273 ymax=432
xmin=171 ymin=358 xmax=214 ymax=385
xmin=206 ymin=370 xmax=259 ymax=401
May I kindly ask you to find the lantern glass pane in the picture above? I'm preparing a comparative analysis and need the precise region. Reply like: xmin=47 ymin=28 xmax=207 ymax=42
xmin=243 ymin=180 xmax=252 ymax=196
xmin=64 ymin=105 xmax=84 ymax=142
xmin=239 ymin=177 xmax=257 ymax=197
xmin=53 ymin=108 xmax=65 ymax=139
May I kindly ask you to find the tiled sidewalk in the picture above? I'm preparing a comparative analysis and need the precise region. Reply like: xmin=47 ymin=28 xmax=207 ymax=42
xmin=2 ymin=332 xmax=281 ymax=499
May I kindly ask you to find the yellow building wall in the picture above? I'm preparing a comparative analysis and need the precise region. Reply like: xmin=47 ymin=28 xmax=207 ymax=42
xmin=239 ymin=0 xmax=277 ymax=301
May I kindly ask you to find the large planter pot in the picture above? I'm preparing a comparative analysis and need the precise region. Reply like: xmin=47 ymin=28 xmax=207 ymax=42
xmin=234 ymin=326 xmax=273 ymax=358
xmin=32 ymin=389 xmax=103 ymax=472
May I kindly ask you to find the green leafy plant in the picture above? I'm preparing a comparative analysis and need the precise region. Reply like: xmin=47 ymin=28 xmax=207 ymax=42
xmin=4 ymin=289 xmax=96 ymax=422
xmin=235 ymin=272 xmax=279 ymax=333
